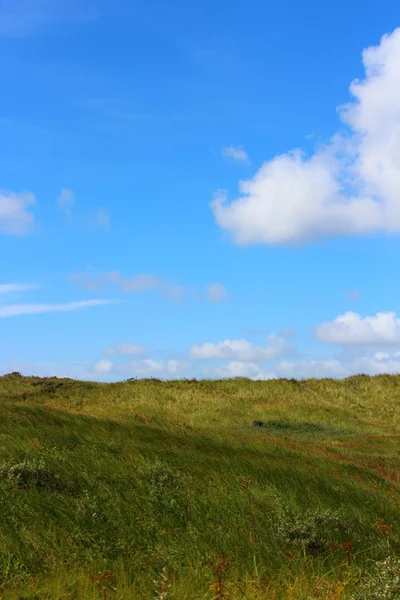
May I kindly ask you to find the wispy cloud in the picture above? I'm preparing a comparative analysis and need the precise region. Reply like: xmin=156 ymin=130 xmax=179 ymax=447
xmin=221 ymin=146 xmax=249 ymax=163
xmin=70 ymin=270 xmax=163 ymax=293
xmin=0 ymin=299 xmax=115 ymax=319
xmin=0 ymin=0 xmax=97 ymax=37
xmin=0 ymin=283 xmax=38 ymax=294
xmin=104 ymin=343 xmax=146 ymax=356
xmin=94 ymin=209 xmax=110 ymax=231
xmin=345 ymin=290 xmax=360 ymax=303
xmin=56 ymin=189 xmax=111 ymax=231
xmin=0 ymin=190 xmax=35 ymax=235
xmin=77 ymin=97 xmax=154 ymax=122
xmin=69 ymin=269 xmax=228 ymax=304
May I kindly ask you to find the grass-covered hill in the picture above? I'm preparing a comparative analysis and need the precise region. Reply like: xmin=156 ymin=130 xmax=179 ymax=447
xmin=0 ymin=372 xmax=400 ymax=599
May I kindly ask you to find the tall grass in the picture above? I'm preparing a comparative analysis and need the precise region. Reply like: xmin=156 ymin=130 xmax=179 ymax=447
xmin=0 ymin=373 xmax=399 ymax=598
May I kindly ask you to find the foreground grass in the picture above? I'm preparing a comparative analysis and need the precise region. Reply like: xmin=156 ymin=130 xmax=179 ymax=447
xmin=0 ymin=373 xmax=400 ymax=599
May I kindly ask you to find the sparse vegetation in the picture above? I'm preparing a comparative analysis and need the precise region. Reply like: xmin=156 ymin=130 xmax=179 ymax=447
xmin=0 ymin=373 xmax=400 ymax=598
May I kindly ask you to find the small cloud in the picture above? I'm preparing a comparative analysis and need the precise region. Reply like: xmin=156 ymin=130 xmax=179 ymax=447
xmin=93 ymin=359 xmax=113 ymax=374
xmin=104 ymin=343 xmax=146 ymax=356
xmin=0 ymin=190 xmax=35 ymax=235
xmin=345 ymin=290 xmax=360 ymax=303
xmin=206 ymin=283 xmax=228 ymax=303
xmin=56 ymin=188 xmax=76 ymax=215
xmin=221 ymin=146 xmax=249 ymax=163
xmin=94 ymin=209 xmax=110 ymax=230
xmin=0 ymin=299 xmax=115 ymax=319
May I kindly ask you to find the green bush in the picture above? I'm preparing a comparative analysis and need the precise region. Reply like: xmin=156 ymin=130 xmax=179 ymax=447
xmin=0 ymin=456 xmax=67 ymax=492
xmin=276 ymin=506 xmax=351 ymax=555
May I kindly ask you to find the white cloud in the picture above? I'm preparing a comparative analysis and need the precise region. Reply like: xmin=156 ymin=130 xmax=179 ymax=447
xmin=0 ymin=299 xmax=115 ymax=318
xmin=221 ymin=146 xmax=249 ymax=163
xmin=122 ymin=359 xmax=190 ymax=377
xmin=93 ymin=359 xmax=113 ymax=374
xmin=212 ymin=28 xmax=400 ymax=245
xmin=104 ymin=343 xmax=146 ymax=356
xmin=0 ymin=190 xmax=35 ymax=235
xmin=206 ymin=283 xmax=228 ymax=303
xmin=190 ymin=334 xmax=292 ymax=361
xmin=316 ymin=311 xmax=400 ymax=346
xmin=0 ymin=283 xmax=38 ymax=294
xmin=56 ymin=188 xmax=75 ymax=215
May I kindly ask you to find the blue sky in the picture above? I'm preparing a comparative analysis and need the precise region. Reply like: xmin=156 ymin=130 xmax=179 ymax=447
xmin=1 ymin=0 xmax=400 ymax=380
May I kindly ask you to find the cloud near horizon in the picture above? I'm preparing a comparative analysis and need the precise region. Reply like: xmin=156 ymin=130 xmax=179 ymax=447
xmin=94 ymin=358 xmax=191 ymax=377
xmin=315 ymin=311 xmax=400 ymax=347
xmin=212 ymin=28 xmax=400 ymax=245
xmin=190 ymin=334 xmax=293 ymax=361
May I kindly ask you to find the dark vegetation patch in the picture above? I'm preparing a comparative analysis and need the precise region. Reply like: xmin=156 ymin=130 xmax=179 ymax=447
xmin=255 ymin=419 xmax=353 ymax=436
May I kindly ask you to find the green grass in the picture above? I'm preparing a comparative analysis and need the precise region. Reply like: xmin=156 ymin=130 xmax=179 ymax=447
xmin=0 ymin=372 xmax=400 ymax=599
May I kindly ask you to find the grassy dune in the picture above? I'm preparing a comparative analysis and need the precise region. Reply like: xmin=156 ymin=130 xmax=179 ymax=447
xmin=0 ymin=373 xmax=399 ymax=599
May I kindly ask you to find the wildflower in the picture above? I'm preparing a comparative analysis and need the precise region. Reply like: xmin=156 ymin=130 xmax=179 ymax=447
xmin=373 ymin=518 xmax=393 ymax=536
